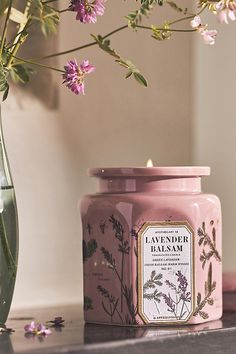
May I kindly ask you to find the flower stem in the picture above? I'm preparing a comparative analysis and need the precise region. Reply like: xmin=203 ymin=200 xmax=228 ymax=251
xmin=179 ymin=300 xmax=185 ymax=319
xmin=0 ymin=212 xmax=16 ymax=278
xmin=6 ymin=0 xmax=32 ymax=69
xmin=154 ymin=300 xmax=160 ymax=314
xmin=170 ymin=4 xmax=207 ymax=25
xmin=136 ymin=25 xmax=196 ymax=32
xmin=31 ymin=25 xmax=129 ymax=61
xmin=0 ymin=0 xmax=14 ymax=59
xmin=12 ymin=56 xmax=65 ymax=73
xmin=115 ymin=307 xmax=123 ymax=324
xmin=120 ymin=249 xmax=124 ymax=312
xmin=46 ymin=5 xmax=69 ymax=13
xmin=42 ymin=0 xmax=60 ymax=3
xmin=102 ymin=25 xmax=128 ymax=40
xmin=28 ymin=23 xmax=196 ymax=63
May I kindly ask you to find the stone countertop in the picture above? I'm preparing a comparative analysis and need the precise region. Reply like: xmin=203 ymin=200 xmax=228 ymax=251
xmin=1 ymin=298 xmax=236 ymax=354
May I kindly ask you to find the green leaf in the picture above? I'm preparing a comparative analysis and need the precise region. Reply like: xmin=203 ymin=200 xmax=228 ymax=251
xmin=166 ymin=1 xmax=185 ymax=12
xmin=41 ymin=6 xmax=59 ymax=36
xmin=2 ymin=84 xmax=9 ymax=101
xmin=133 ymin=72 xmax=148 ymax=87
xmin=30 ymin=0 xmax=43 ymax=15
xmin=125 ymin=71 xmax=133 ymax=79
xmin=92 ymin=34 xmax=147 ymax=88
xmin=0 ymin=63 xmax=9 ymax=101
xmin=91 ymin=34 xmax=120 ymax=59
xmin=10 ymin=64 xmax=34 ymax=84
xmin=152 ymin=23 xmax=172 ymax=41
xmin=125 ymin=0 xmax=158 ymax=28
xmin=30 ymin=2 xmax=59 ymax=36
xmin=0 ymin=0 xmax=9 ymax=16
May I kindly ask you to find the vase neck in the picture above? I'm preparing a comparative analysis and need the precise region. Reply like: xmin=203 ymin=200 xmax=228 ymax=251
xmin=0 ymin=106 xmax=13 ymax=188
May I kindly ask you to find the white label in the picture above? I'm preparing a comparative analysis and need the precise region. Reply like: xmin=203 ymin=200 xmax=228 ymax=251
xmin=138 ymin=222 xmax=194 ymax=324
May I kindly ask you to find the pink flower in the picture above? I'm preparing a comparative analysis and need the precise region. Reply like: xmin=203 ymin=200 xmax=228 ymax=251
xmin=199 ymin=29 xmax=218 ymax=46
xmin=190 ymin=15 xmax=201 ymax=29
xmin=62 ymin=59 xmax=95 ymax=95
xmin=215 ymin=0 xmax=236 ymax=24
xmin=24 ymin=321 xmax=52 ymax=336
xmin=218 ymin=8 xmax=236 ymax=23
xmin=190 ymin=16 xmax=217 ymax=45
xmin=70 ymin=0 xmax=105 ymax=23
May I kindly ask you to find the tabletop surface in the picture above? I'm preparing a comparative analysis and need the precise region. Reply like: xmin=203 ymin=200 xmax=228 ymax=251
xmin=1 ymin=297 xmax=236 ymax=354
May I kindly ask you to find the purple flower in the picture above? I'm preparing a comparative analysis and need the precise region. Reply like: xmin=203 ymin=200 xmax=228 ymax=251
xmin=62 ymin=59 xmax=95 ymax=95
xmin=162 ymin=293 xmax=175 ymax=312
xmin=176 ymin=271 xmax=188 ymax=293
xmin=24 ymin=321 xmax=52 ymax=336
xmin=176 ymin=271 xmax=191 ymax=302
xmin=70 ymin=0 xmax=105 ymax=23
xmin=47 ymin=317 xmax=65 ymax=327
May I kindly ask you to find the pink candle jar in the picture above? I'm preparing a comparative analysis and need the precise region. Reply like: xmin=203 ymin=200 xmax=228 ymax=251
xmin=81 ymin=167 xmax=222 ymax=326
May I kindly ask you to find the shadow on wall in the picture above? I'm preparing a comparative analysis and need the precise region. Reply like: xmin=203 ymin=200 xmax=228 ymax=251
xmin=3 ymin=0 xmax=59 ymax=110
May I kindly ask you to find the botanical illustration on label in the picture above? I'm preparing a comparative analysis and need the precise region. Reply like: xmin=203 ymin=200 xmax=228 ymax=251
xmin=138 ymin=222 xmax=194 ymax=324
xmin=193 ymin=220 xmax=221 ymax=320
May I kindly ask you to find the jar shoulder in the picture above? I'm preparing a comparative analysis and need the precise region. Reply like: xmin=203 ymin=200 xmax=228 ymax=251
xmin=81 ymin=192 xmax=220 ymax=202
xmin=81 ymin=192 xmax=221 ymax=213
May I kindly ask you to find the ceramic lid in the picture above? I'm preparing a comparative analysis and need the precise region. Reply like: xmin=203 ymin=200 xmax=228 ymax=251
xmin=88 ymin=166 xmax=210 ymax=177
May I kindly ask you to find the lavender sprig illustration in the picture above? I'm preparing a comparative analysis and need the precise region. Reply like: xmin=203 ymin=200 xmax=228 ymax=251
xmin=84 ymin=296 xmax=93 ymax=311
xmin=143 ymin=271 xmax=163 ymax=314
xmin=162 ymin=293 xmax=177 ymax=318
xmin=109 ymin=215 xmax=130 ymax=312
xmin=100 ymin=247 xmax=116 ymax=270
xmin=193 ymin=262 xmax=216 ymax=319
xmin=86 ymin=223 xmax=92 ymax=235
xmin=99 ymin=221 xmax=106 ymax=234
xmin=123 ymin=284 xmax=138 ymax=324
xmin=97 ymin=285 xmax=123 ymax=323
xmin=176 ymin=271 xmax=191 ymax=303
xmin=164 ymin=271 xmax=191 ymax=320
xmin=100 ymin=245 xmax=138 ymax=324
xmin=83 ymin=239 xmax=97 ymax=263
xmin=198 ymin=221 xmax=221 ymax=269
xmin=130 ymin=228 xmax=138 ymax=257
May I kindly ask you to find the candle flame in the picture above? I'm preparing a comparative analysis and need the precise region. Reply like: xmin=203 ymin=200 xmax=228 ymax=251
xmin=146 ymin=159 xmax=153 ymax=167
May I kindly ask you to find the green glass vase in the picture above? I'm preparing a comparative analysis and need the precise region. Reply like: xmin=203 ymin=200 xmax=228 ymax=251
xmin=0 ymin=107 xmax=18 ymax=325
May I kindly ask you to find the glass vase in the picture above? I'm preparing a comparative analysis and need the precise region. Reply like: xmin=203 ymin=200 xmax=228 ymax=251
xmin=0 ymin=107 xmax=18 ymax=325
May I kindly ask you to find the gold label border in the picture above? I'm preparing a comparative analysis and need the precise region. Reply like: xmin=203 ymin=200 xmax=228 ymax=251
xmin=137 ymin=221 xmax=195 ymax=325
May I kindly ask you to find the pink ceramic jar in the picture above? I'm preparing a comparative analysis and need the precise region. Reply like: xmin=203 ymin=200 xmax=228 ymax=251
xmin=81 ymin=167 xmax=222 ymax=326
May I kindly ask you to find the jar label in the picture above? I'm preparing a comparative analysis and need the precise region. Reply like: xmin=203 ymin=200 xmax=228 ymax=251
xmin=138 ymin=221 xmax=194 ymax=324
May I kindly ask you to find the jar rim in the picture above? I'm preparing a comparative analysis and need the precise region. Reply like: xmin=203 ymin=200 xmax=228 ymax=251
xmin=88 ymin=166 xmax=210 ymax=177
